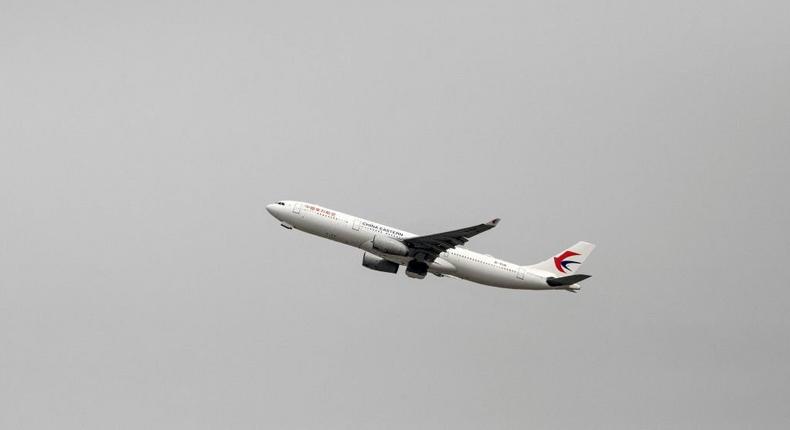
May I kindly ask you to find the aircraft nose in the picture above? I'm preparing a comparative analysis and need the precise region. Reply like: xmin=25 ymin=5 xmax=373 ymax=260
xmin=266 ymin=204 xmax=277 ymax=216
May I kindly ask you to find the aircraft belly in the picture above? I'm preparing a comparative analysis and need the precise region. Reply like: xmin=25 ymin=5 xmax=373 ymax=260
xmin=427 ymin=257 xmax=456 ymax=274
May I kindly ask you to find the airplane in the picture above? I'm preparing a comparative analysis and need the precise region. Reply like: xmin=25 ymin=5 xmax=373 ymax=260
xmin=266 ymin=200 xmax=596 ymax=292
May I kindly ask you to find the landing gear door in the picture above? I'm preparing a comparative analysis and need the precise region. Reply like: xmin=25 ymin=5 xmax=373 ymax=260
xmin=292 ymin=203 xmax=302 ymax=214
xmin=517 ymin=268 xmax=525 ymax=280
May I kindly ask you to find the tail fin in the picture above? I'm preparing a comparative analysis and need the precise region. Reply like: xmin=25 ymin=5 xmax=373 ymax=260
xmin=526 ymin=241 xmax=596 ymax=277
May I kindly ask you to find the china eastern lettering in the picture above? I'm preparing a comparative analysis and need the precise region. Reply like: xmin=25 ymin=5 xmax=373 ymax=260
xmin=361 ymin=221 xmax=403 ymax=237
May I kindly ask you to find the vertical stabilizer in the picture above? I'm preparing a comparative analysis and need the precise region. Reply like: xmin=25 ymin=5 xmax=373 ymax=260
xmin=526 ymin=241 xmax=596 ymax=276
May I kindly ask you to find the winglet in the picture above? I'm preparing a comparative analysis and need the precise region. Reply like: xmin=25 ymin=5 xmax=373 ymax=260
xmin=487 ymin=218 xmax=501 ymax=227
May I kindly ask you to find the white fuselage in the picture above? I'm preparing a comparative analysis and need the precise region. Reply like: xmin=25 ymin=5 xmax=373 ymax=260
xmin=266 ymin=200 xmax=553 ymax=290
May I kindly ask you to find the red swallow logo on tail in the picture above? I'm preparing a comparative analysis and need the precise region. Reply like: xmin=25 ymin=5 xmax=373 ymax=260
xmin=554 ymin=251 xmax=581 ymax=273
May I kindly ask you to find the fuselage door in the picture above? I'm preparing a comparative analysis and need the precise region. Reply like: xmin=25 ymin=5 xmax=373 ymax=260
xmin=292 ymin=203 xmax=301 ymax=214
xmin=517 ymin=268 xmax=525 ymax=280
xmin=352 ymin=218 xmax=360 ymax=231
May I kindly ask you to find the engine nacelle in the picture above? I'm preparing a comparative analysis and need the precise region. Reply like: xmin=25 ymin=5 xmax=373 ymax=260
xmin=362 ymin=252 xmax=399 ymax=274
xmin=405 ymin=260 xmax=429 ymax=279
xmin=371 ymin=235 xmax=409 ymax=256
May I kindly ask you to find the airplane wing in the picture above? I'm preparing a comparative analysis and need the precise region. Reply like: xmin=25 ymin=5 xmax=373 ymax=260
xmin=403 ymin=218 xmax=500 ymax=262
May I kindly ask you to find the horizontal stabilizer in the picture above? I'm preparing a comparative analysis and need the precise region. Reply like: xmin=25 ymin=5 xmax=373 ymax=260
xmin=546 ymin=274 xmax=591 ymax=287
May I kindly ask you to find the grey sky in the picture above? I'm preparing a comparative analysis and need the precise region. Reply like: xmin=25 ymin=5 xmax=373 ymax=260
xmin=2 ymin=1 xmax=789 ymax=428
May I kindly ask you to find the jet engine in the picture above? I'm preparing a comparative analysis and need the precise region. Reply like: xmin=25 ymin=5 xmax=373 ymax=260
xmin=405 ymin=260 xmax=429 ymax=279
xmin=362 ymin=252 xmax=399 ymax=274
xmin=371 ymin=235 xmax=409 ymax=256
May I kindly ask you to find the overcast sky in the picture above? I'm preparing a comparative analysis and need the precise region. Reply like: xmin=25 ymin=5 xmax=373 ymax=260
xmin=2 ymin=1 xmax=789 ymax=428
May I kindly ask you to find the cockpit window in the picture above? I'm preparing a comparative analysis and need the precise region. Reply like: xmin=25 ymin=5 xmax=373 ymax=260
xmin=276 ymin=201 xmax=285 ymax=206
